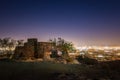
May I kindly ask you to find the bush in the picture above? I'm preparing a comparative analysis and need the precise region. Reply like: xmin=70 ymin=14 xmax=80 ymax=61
xmin=76 ymin=55 xmax=98 ymax=65
xmin=66 ymin=57 xmax=74 ymax=63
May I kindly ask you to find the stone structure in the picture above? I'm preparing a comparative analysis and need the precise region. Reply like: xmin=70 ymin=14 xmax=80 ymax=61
xmin=13 ymin=38 xmax=53 ymax=60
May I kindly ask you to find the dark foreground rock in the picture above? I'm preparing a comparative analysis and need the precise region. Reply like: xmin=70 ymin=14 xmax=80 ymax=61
xmin=0 ymin=60 xmax=120 ymax=80
xmin=51 ymin=60 xmax=120 ymax=80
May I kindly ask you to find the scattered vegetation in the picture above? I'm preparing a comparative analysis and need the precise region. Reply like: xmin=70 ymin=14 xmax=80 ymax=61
xmin=49 ymin=37 xmax=75 ymax=58
xmin=76 ymin=55 xmax=98 ymax=65
xmin=0 ymin=37 xmax=24 ymax=59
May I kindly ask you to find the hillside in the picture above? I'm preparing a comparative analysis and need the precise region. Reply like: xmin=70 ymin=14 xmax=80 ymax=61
xmin=0 ymin=60 xmax=120 ymax=80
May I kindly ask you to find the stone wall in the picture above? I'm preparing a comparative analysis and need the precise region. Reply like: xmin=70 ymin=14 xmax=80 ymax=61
xmin=27 ymin=38 xmax=38 ymax=58
xmin=24 ymin=43 xmax=35 ymax=58
xmin=13 ymin=46 xmax=24 ymax=59
xmin=13 ymin=38 xmax=53 ymax=60
xmin=37 ymin=42 xmax=52 ymax=59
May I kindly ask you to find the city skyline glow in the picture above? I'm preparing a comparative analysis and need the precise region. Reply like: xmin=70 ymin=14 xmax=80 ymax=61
xmin=0 ymin=0 xmax=120 ymax=46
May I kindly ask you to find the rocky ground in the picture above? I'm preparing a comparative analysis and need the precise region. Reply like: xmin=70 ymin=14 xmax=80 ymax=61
xmin=51 ymin=60 xmax=120 ymax=80
xmin=0 ymin=58 xmax=120 ymax=80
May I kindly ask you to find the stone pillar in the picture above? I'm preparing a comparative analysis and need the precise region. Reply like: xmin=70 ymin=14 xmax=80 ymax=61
xmin=37 ymin=42 xmax=52 ymax=59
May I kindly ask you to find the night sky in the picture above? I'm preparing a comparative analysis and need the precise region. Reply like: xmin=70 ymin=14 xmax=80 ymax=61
xmin=0 ymin=0 xmax=120 ymax=46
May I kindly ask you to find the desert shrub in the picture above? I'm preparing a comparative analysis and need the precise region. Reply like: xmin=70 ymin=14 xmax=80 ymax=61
xmin=76 ymin=55 xmax=98 ymax=65
xmin=62 ymin=51 xmax=69 ymax=58
xmin=50 ymin=50 xmax=60 ymax=58
xmin=66 ymin=57 xmax=74 ymax=62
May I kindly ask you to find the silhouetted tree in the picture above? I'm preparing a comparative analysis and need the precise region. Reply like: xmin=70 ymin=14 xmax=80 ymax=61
xmin=0 ymin=38 xmax=2 ymax=48
xmin=49 ymin=37 xmax=75 ymax=58
xmin=0 ymin=37 xmax=18 ymax=57
xmin=17 ymin=40 xmax=24 ymax=46
xmin=2 ymin=37 xmax=11 ymax=51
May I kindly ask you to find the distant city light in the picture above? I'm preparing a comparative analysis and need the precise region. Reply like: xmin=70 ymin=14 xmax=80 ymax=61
xmin=97 ymin=54 xmax=104 ymax=58
xmin=76 ymin=46 xmax=120 ymax=51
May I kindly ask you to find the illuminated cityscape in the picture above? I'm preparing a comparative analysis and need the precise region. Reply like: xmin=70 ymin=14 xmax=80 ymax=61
xmin=75 ymin=46 xmax=120 ymax=61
